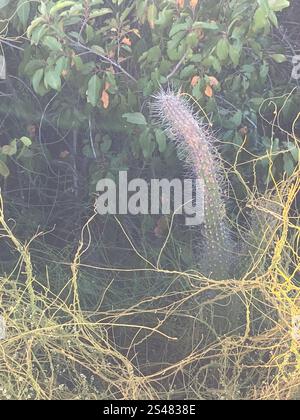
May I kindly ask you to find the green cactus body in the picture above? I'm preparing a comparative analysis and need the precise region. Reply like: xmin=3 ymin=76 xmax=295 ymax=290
xmin=153 ymin=91 xmax=232 ymax=278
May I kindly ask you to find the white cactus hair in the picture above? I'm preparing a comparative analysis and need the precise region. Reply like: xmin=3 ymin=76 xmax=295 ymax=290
xmin=152 ymin=88 xmax=234 ymax=279
xmin=152 ymin=88 xmax=223 ymax=181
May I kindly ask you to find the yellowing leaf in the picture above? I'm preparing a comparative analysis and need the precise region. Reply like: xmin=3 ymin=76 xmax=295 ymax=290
xmin=191 ymin=75 xmax=200 ymax=87
xmin=177 ymin=0 xmax=185 ymax=9
xmin=204 ymin=85 xmax=213 ymax=97
xmin=101 ymin=91 xmax=109 ymax=109
xmin=130 ymin=28 xmax=140 ymax=38
xmin=101 ymin=82 xmax=111 ymax=109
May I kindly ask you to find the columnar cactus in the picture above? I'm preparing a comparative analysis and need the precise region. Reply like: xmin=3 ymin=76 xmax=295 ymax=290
xmin=153 ymin=90 xmax=232 ymax=278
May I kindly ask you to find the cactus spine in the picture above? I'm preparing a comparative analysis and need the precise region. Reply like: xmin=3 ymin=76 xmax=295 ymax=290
xmin=153 ymin=90 xmax=232 ymax=278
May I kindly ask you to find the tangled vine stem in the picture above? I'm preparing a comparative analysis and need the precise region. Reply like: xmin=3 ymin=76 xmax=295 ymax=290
xmin=153 ymin=90 xmax=233 ymax=279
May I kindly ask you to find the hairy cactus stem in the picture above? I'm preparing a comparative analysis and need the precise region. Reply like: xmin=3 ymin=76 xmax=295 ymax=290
xmin=153 ymin=90 xmax=232 ymax=278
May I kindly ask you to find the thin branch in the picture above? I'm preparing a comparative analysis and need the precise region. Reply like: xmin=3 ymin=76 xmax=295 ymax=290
xmin=70 ymin=40 xmax=137 ymax=83
xmin=166 ymin=52 xmax=188 ymax=81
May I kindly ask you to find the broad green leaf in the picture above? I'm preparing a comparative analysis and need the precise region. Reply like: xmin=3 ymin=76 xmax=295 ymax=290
xmin=24 ymin=59 xmax=45 ymax=75
xmin=55 ymin=56 xmax=68 ymax=74
xmin=186 ymin=32 xmax=198 ymax=48
xmin=0 ymin=160 xmax=9 ymax=178
xmin=286 ymin=144 xmax=299 ymax=162
xmin=141 ymin=46 xmax=161 ymax=63
xmin=271 ymin=53 xmax=287 ymax=63
xmin=180 ymin=65 xmax=195 ymax=79
xmin=31 ymin=24 xmax=48 ymax=45
xmin=87 ymin=74 xmax=101 ymax=107
xmin=268 ymin=10 xmax=278 ymax=27
xmin=49 ymin=1 xmax=76 ymax=15
xmin=229 ymin=43 xmax=242 ymax=66
xmin=253 ymin=7 xmax=268 ymax=32
xmin=32 ymin=68 xmax=44 ymax=93
xmin=27 ymin=17 xmax=45 ymax=37
xmin=20 ymin=136 xmax=32 ymax=147
xmin=123 ymin=112 xmax=147 ymax=125
xmin=169 ymin=22 xmax=189 ymax=38
xmin=91 ymin=45 xmax=105 ymax=55
xmin=44 ymin=67 xmax=61 ymax=90
xmin=193 ymin=21 xmax=219 ymax=31
xmin=42 ymin=36 xmax=62 ymax=52
xmin=268 ymin=0 xmax=290 ymax=11
xmin=216 ymin=38 xmax=229 ymax=61
xmin=231 ymin=111 xmax=243 ymax=127
xmin=90 ymin=8 xmax=113 ymax=18
xmin=2 ymin=140 xmax=17 ymax=156
xmin=17 ymin=0 xmax=30 ymax=27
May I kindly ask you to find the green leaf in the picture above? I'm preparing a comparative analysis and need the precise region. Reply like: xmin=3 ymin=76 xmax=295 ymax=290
xmin=122 ymin=112 xmax=147 ymax=125
xmin=229 ymin=43 xmax=241 ymax=66
xmin=49 ymin=1 xmax=76 ymax=15
xmin=169 ymin=22 xmax=189 ymax=38
xmin=55 ymin=56 xmax=68 ymax=75
xmin=155 ymin=130 xmax=167 ymax=153
xmin=42 ymin=36 xmax=62 ymax=52
xmin=0 ymin=160 xmax=9 ymax=178
xmin=17 ymin=0 xmax=30 ymax=27
xmin=286 ymin=144 xmax=299 ymax=162
xmin=91 ymin=45 xmax=105 ymax=55
xmin=253 ymin=7 xmax=268 ymax=32
xmin=143 ymin=46 xmax=161 ymax=63
xmin=44 ymin=67 xmax=62 ymax=90
xmin=231 ymin=111 xmax=243 ymax=127
xmin=24 ymin=59 xmax=45 ymax=76
xmin=20 ymin=136 xmax=32 ymax=147
xmin=89 ymin=8 xmax=113 ymax=18
xmin=2 ymin=140 xmax=17 ymax=156
xmin=216 ymin=38 xmax=229 ymax=61
xmin=87 ymin=74 xmax=101 ymax=107
xmin=180 ymin=65 xmax=196 ymax=79
xmin=268 ymin=0 xmax=290 ymax=12
xmin=271 ymin=54 xmax=287 ymax=63
xmin=27 ymin=17 xmax=45 ymax=37
xmin=193 ymin=21 xmax=219 ymax=30
xmin=32 ymin=68 xmax=44 ymax=93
